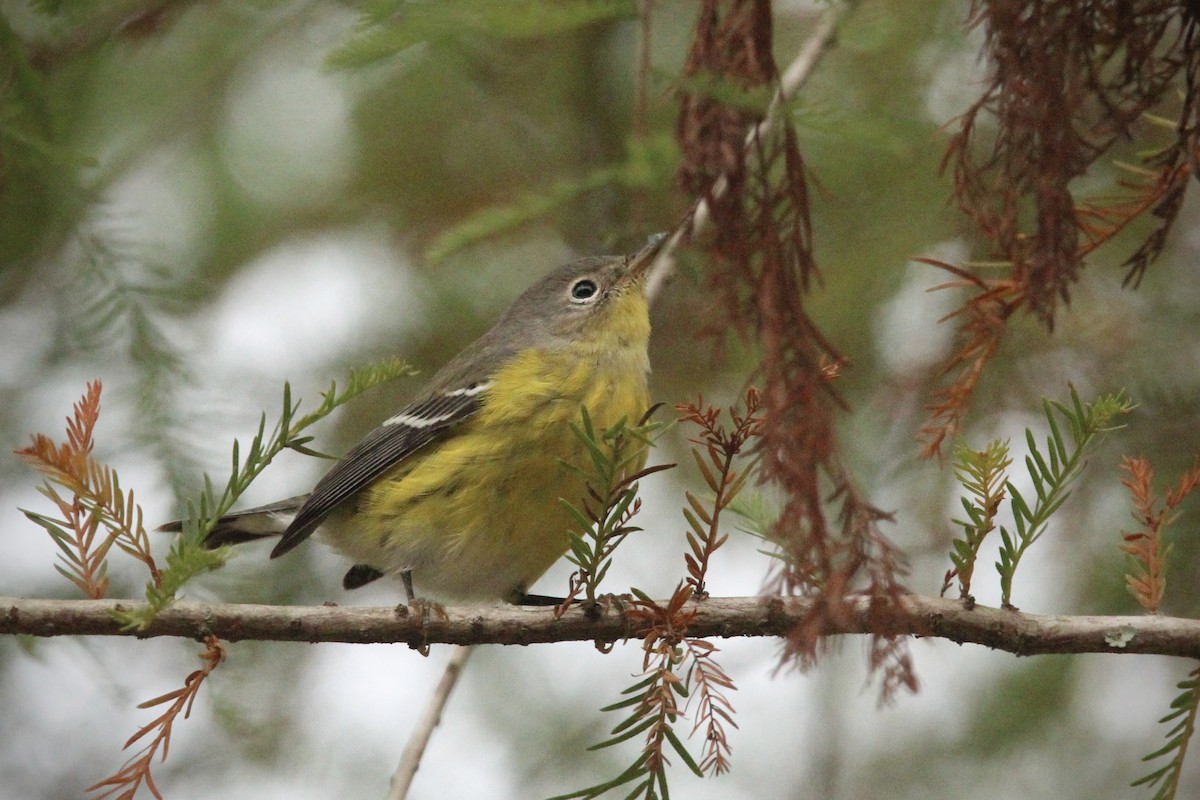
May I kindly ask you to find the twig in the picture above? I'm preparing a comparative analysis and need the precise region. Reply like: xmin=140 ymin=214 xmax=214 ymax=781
xmin=386 ymin=645 xmax=473 ymax=800
xmin=5 ymin=594 xmax=1200 ymax=658
xmin=645 ymin=0 xmax=857 ymax=301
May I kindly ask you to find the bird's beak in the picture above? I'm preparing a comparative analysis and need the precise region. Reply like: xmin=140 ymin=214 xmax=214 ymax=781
xmin=624 ymin=232 xmax=669 ymax=284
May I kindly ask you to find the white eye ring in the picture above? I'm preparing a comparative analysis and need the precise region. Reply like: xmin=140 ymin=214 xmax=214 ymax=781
xmin=570 ymin=278 xmax=599 ymax=303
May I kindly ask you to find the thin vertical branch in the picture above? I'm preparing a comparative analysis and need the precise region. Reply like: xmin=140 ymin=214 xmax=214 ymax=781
xmin=386 ymin=646 xmax=474 ymax=800
xmin=645 ymin=1 xmax=855 ymax=302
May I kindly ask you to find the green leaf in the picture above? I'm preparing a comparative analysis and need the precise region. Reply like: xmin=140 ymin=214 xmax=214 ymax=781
xmin=567 ymin=532 xmax=593 ymax=563
xmin=1131 ymin=765 xmax=1170 ymax=786
xmin=562 ymin=500 xmax=596 ymax=534
xmin=545 ymin=754 xmax=649 ymax=800
xmin=331 ymin=0 xmax=636 ymax=67
xmin=629 ymin=587 xmax=655 ymax=604
xmin=1026 ymin=453 xmax=1048 ymax=499
xmin=593 ymin=716 xmax=656 ymax=749
xmin=1008 ymin=487 xmax=1032 ymax=528
xmin=613 ymin=674 xmax=660 ymax=699
xmin=601 ymin=694 xmax=650 ymax=713
xmin=663 ymin=728 xmax=704 ymax=778
xmin=1045 ymin=402 xmax=1068 ymax=461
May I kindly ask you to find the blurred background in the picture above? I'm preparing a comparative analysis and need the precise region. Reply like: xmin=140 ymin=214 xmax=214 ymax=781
xmin=2 ymin=1 xmax=1199 ymax=797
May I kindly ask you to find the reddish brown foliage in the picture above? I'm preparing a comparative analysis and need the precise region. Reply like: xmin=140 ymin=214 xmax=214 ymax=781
xmin=918 ymin=263 xmax=1022 ymax=457
xmin=1116 ymin=12 xmax=1200 ymax=289
xmin=950 ymin=1 xmax=1190 ymax=324
xmin=924 ymin=3 xmax=1200 ymax=455
xmin=683 ymin=634 xmax=736 ymax=776
xmin=627 ymin=588 xmax=700 ymax=776
xmin=677 ymin=389 xmax=765 ymax=598
xmin=1120 ymin=456 xmax=1200 ymax=613
xmin=89 ymin=637 xmax=226 ymax=800
xmin=18 ymin=379 xmax=164 ymax=592
xmin=16 ymin=381 xmax=103 ymax=496
xmin=677 ymin=0 xmax=776 ymax=217
xmin=15 ymin=381 xmax=113 ymax=598
xmin=675 ymin=1 xmax=915 ymax=698
xmin=16 ymin=380 xmax=161 ymax=596
xmin=627 ymin=586 xmax=737 ymax=778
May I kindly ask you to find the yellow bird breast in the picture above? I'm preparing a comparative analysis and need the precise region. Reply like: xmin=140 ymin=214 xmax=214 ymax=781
xmin=322 ymin=313 xmax=651 ymax=602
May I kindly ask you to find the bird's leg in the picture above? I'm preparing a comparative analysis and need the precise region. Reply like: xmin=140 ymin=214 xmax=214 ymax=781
xmin=514 ymin=592 xmax=564 ymax=606
xmin=397 ymin=571 xmax=447 ymax=656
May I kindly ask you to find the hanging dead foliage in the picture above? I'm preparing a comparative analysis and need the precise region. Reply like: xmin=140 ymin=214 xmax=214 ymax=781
xmin=925 ymin=1 xmax=1200 ymax=455
xmin=676 ymin=0 xmax=916 ymax=700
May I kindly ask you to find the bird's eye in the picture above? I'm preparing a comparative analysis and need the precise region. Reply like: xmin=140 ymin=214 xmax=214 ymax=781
xmin=570 ymin=279 xmax=599 ymax=302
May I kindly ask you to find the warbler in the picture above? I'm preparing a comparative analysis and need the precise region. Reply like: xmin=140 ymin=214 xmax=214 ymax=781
xmin=195 ymin=235 xmax=665 ymax=605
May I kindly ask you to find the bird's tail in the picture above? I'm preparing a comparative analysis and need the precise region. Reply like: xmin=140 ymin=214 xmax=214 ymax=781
xmin=158 ymin=495 xmax=309 ymax=549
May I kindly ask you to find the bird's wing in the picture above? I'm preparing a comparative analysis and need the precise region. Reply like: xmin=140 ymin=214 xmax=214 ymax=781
xmin=271 ymin=382 xmax=490 ymax=558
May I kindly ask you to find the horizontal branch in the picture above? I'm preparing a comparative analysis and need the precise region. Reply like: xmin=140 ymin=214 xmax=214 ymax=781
xmin=3 ymin=593 xmax=1200 ymax=658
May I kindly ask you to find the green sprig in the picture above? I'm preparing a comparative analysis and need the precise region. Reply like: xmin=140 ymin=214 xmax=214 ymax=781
xmin=115 ymin=361 xmax=415 ymax=629
xmin=945 ymin=438 xmax=1012 ymax=602
xmin=559 ymin=407 xmax=672 ymax=611
xmin=995 ymin=387 xmax=1132 ymax=608
xmin=1134 ymin=665 xmax=1200 ymax=800
xmin=549 ymin=638 xmax=704 ymax=800
xmin=328 ymin=0 xmax=636 ymax=68
xmin=426 ymin=133 xmax=677 ymax=265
